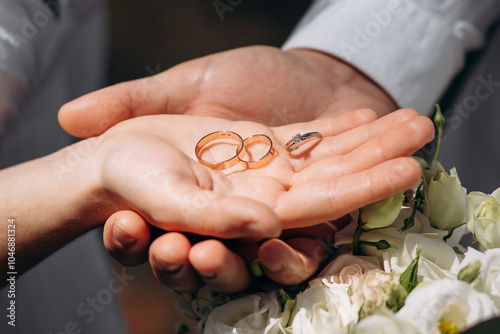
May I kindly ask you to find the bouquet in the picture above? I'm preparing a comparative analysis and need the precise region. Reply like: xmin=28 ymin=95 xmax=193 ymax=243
xmin=176 ymin=107 xmax=500 ymax=334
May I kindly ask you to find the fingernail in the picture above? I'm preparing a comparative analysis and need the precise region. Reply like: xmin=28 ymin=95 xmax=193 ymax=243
xmin=158 ymin=264 xmax=183 ymax=274
xmin=263 ymin=260 xmax=283 ymax=273
xmin=112 ymin=226 xmax=137 ymax=249
xmin=198 ymin=272 xmax=217 ymax=280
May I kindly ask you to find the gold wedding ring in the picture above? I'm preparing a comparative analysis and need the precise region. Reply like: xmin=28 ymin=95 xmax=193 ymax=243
xmin=195 ymin=131 xmax=276 ymax=170
xmin=238 ymin=134 xmax=276 ymax=169
xmin=195 ymin=130 xmax=244 ymax=170
xmin=285 ymin=132 xmax=323 ymax=152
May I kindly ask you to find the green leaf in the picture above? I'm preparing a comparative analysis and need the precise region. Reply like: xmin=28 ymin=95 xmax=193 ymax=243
xmin=386 ymin=283 xmax=408 ymax=312
xmin=452 ymin=246 xmax=465 ymax=255
xmin=458 ymin=261 xmax=481 ymax=284
xmin=400 ymin=248 xmax=421 ymax=293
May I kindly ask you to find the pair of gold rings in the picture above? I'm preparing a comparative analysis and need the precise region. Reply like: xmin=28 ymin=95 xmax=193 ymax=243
xmin=195 ymin=131 xmax=276 ymax=170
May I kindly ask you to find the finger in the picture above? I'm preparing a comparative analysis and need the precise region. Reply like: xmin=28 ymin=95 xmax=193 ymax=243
xmin=280 ymin=219 xmax=349 ymax=241
xmin=329 ymin=108 xmax=421 ymax=155
xmin=285 ymin=109 xmax=423 ymax=170
xmin=149 ymin=232 xmax=204 ymax=293
xmin=58 ymin=68 xmax=197 ymax=138
xmin=189 ymin=239 xmax=252 ymax=294
xmin=274 ymin=108 xmax=377 ymax=141
xmin=103 ymin=210 xmax=151 ymax=266
xmin=292 ymin=114 xmax=434 ymax=181
xmin=258 ymin=238 xmax=324 ymax=285
xmin=277 ymin=157 xmax=423 ymax=228
xmin=144 ymin=188 xmax=282 ymax=240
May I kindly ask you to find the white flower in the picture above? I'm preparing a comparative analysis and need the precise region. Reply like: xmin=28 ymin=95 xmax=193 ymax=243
xmin=336 ymin=208 xmax=447 ymax=258
xmin=356 ymin=269 xmax=399 ymax=316
xmin=309 ymin=254 xmax=381 ymax=312
xmin=354 ymin=308 xmax=418 ymax=334
xmin=383 ymin=233 xmax=461 ymax=282
xmin=396 ymin=279 xmax=498 ymax=334
xmin=423 ymin=162 xmax=467 ymax=231
xmin=467 ymin=187 xmax=500 ymax=249
xmin=204 ymin=291 xmax=286 ymax=334
xmin=312 ymin=253 xmax=381 ymax=286
xmin=461 ymin=248 xmax=500 ymax=309
xmin=290 ymin=284 xmax=358 ymax=334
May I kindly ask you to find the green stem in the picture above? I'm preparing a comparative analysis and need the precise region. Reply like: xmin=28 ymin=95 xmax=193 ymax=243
xmin=432 ymin=126 xmax=442 ymax=164
xmin=432 ymin=104 xmax=445 ymax=164
xmin=353 ymin=225 xmax=364 ymax=255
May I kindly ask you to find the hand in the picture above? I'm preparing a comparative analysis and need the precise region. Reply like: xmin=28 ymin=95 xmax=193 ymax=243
xmin=104 ymin=210 xmax=348 ymax=293
xmin=58 ymin=46 xmax=397 ymax=138
xmin=56 ymin=46 xmax=419 ymax=292
xmin=100 ymin=109 xmax=433 ymax=292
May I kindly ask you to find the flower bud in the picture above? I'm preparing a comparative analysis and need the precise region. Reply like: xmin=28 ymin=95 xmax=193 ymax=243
xmin=423 ymin=163 xmax=467 ymax=230
xmin=386 ymin=283 xmax=408 ymax=312
xmin=433 ymin=104 xmax=445 ymax=129
xmin=467 ymin=187 xmax=500 ymax=249
xmin=360 ymin=193 xmax=404 ymax=230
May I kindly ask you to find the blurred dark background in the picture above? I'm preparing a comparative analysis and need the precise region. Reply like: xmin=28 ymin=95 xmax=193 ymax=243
xmin=108 ymin=0 xmax=311 ymax=84
xmin=106 ymin=1 xmax=310 ymax=333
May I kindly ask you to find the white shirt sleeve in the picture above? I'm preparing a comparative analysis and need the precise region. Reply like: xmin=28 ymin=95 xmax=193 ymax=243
xmin=0 ymin=0 xmax=107 ymax=132
xmin=283 ymin=0 xmax=500 ymax=115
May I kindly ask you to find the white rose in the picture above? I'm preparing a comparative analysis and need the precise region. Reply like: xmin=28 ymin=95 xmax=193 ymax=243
xmin=310 ymin=254 xmax=381 ymax=310
xmin=336 ymin=208 xmax=447 ymax=258
xmin=354 ymin=308 xmax=418 ymax=334
xmin=396 ymin=279 xmax=498 ymax=334
xmin=204 ymin=291 xmax=286 ymax=334
xmin=290 ymin=284 xmax=358 ymax=334
xmin=467 ymin=187 xmax=500 ymax=249
xmin=357 ymin=269 xmax=399 ymax=316
xmin=312 ymin=253 xmax=381 ymax=286
xmin=383 ymin=233 xmax=461 ymax=282
xmin=461 ymin=247 xmax=500 ymax=309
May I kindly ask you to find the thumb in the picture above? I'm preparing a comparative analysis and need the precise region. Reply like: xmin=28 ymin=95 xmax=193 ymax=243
xmin=58 ymin=72 xmax=188 ymax=138
xmin=149 ymin=194 xmax=283 ymax=240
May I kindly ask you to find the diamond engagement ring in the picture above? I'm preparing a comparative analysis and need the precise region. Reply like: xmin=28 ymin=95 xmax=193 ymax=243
xmin=285 ymin=132 xmax=323 ymax=152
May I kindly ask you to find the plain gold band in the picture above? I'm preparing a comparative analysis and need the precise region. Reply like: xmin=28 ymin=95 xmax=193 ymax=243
xmin=195 ymin=130 xmax=244 ymax=170
xmin=238 ymin=134 xmax=276 ymax=169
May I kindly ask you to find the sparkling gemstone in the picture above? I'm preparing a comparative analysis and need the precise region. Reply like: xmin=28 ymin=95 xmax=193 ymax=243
xmin=292 ymin=133 xmax=301 ymax=143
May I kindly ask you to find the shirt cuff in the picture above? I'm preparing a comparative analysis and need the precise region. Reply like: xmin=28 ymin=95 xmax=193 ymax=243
xmin=283 ymin=0 xmax=485 ymax=116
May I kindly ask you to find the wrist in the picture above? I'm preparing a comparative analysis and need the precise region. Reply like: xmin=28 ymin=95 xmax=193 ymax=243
xmin=0 ymin=141 xmax=115 ymax=274
xmin=31 ymin=137 xmax=120 ymax=236
xmin=285 ymin=48 xmax=398 ymax=117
